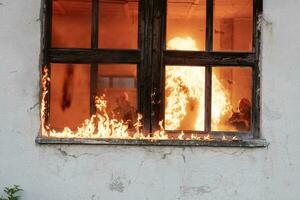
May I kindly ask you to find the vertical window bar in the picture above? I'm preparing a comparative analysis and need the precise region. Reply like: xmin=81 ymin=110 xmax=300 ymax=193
xmin=252 ymin=0 xmax=262 ymax=138
xmin=205 ymin=0 xmax=213 ymax=51
xmin=91 ymin=0 xmax=99 ymax=48
xmin=162 ymin=0 xmax=167 ymax=131
xmin=141 ymin=0 xmax=154 ymax=133
xmin=44 ymin=0 xmax=52 ymax=64
xmin=42 ymin=0 xmax=53 ymax=127
xmin=90 ymin=0 xmax=99 ymax=116
xmin=204 ymin=0 xmax=213 ymax=133
xmin=204 ymin=67 xmax=212 ymax=133
xmin=151 ymin=0 xmax=166 ymax=132
xmin=41 ymin=64 xmax=51 ymax=128
xmin=137 ymin=0 xmax=150 ymax=132
xmin=161 ymin=0 xmax=167 ymax=133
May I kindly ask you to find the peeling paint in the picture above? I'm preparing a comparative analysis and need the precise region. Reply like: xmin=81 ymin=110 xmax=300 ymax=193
xmin=109 ymin=177 xmax=125 ymax=193
xmin=180 ymin=185 xmax=212 ymax=196
xmin=90 ymin=194 xmax=101 ymax=200
xmin=257 ymin=14 xmax=273 ymax=32
xmin=9 ymin=70 xmax=17 ymax=74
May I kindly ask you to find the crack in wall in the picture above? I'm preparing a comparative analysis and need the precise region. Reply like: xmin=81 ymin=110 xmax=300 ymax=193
xmin=57 ymin=147 xmax=106 ymax=159
xmin=131 ymin=158 xmax=146 ymax=184
xmin=161 ymin=151 xmax=172 ymax=159
xmin=181 ymin=153 xmax=186 ymax=163
xmin=180 ymin=185 xmax=212 ymax=196
xmin=27 ymin=102 xmax=39 ymax=112
xmin=205 ymin=148 xmax=248 ymax=156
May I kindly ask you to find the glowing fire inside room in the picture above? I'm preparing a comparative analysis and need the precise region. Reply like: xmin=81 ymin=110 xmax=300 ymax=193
xmin=41 ymin=0 xmax=254 ymax=141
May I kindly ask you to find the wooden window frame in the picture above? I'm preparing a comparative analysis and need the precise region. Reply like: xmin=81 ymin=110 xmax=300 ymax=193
xmin=37 ymin=0 xmax=268 ymax=147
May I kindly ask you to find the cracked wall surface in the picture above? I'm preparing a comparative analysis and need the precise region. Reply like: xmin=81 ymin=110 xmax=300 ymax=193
xmin=1 ymin=0 xmax=300 ymax=199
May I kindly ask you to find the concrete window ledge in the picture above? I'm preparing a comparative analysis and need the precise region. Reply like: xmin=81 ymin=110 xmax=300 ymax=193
xmin=36 ymin=137 xmax=269 ymax=148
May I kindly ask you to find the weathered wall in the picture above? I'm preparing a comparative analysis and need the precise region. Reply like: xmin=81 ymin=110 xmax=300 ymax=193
xmin=0 ymin=0 xmax=300 ymax=199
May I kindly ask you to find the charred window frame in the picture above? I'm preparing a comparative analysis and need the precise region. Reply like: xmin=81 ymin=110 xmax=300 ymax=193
xmin=37 ymin=0 xmax=267 ymax=147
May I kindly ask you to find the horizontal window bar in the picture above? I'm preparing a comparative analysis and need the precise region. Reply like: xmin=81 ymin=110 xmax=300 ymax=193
xmin=164 ymin=51 xmax=256 ymax=66
xmin=49 ymin=48 xmax=141 ymax=64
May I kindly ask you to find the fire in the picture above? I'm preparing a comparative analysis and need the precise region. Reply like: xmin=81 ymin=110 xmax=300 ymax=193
xmin=40 ymin=37 xmax=236 ymax=141
xmin=41 ymin=71 xmax=166 ymax=139
xmin=41 ymin=67 xmax=50 ymax=134
xmin=165 ymin=37 xmax=231 ymax=131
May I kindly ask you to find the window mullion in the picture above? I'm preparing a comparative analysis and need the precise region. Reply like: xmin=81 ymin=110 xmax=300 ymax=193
xmin=90 ymin=0 xmax=99 ymax=116
xmin=150 ymin=0 xmax=166 ymax=133
xmin=44 ymin=0 xmax=52 ymax=65
xmin=205 ymin=0 xmax=213 ymax=51
xmin=137 ymin=0 xmax=152 ymax=132
xmin=91 ymin=0 xmax=99 ymax=49
xmin=204 ymin=0 xmax=213 ymax=133
xmin=252 ymin=0 xmax=263 ymax=138
xmin=41 ymin=0 xmax=53 ymax=129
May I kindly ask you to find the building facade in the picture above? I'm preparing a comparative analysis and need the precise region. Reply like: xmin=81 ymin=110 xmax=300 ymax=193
xmin=0 ymin=0 xmax=300 ymax=199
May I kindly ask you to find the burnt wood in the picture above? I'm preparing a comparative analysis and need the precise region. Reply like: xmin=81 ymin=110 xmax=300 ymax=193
xmin=164 ymin=51 xmax=256 ymax=66
xmin=91 ymin=0 xmax=99 ymax=48
xmin=252 ymin=0 xmax=263 ymax=138
xmin=165 ymin=130 xmax=253 ymax=139
xmin=40 ymin=0 xmax=52 ymax=130
xmin=43 ymin=0 xmax=52 ymax=65
xmin=139 ymin=0 xmax=153 ymax=133
xmin=49 ymin=48 xmax=141 ymax=64
xmin=204 ymin=67 xmax=212 ymax=132
xmin=36 ymin=137 xmax=269 ymax=148
xmin=151 ymin=0 xmax=166 ymax=132
xmin=206 ymin=0 xmax=213 ymax=52
xmin=42 ymin=65 xmax=51 ymax=128
xmin=89 ymin=0 xmax=99 ymax=115
xmin=89 ymin=64 xmax=97 ymax=115
xmin=204 ymin=0 xmax=214 ymax=133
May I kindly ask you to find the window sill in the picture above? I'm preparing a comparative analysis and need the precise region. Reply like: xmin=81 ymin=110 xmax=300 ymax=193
xmin=36 ymin=137 xmax=268 ymax=148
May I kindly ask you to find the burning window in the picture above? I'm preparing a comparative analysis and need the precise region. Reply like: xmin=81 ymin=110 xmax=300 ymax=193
xmin=38 ymin=0 xmax=266 ymax=147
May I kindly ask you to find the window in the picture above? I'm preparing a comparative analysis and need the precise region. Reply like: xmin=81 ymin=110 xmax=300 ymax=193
xmin=38 ymin=0 xmax=267 ymax=147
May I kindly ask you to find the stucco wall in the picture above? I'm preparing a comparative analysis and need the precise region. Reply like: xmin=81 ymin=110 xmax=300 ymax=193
xmin=1 ymin=0 xmax=300 ymax=199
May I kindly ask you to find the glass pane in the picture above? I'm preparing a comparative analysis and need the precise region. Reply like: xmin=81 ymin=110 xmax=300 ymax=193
xmin=52 ymin=0 xmax=92 ymax=48
xmin=99 ymin=0 xmax=138 ymax=49
xmin=50 ymin=64 xmax=90 ymax=130
xmin=97 ymin=64 xmax=138 ymax=129
xmin=98 ymin=77 xmax=110 ymax=88
xmin=167 ymin=0 xmax=206 ymax=51
xmin=212 ymin=67 xmax=252 ymax=131
xmin=165 ymin=66 xmax=205 ymax=131
xmin=112 ymin=77 xmax=135 ymax=88
xmin=213 ymin=0 xmax=253 ymax=51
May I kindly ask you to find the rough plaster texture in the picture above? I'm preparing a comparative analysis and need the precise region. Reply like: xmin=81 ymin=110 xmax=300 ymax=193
xmin=0 ymin=0 xmax=300 ymax=199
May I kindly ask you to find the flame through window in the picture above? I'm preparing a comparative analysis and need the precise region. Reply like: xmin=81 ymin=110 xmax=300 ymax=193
xmin=40 ymin=0 xmax=259 ymax=142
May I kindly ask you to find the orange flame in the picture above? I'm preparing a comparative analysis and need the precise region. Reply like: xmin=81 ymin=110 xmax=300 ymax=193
xmin=165 ymin=37 xmax=231 ymax=131
xmin=41 ymin=67 xmax=50 ymax=135
xmin=40 ymin=37 xmax=237 ymax=142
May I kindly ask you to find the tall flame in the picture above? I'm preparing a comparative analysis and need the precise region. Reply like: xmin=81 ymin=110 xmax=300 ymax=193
xmin=165 ymin=37 xmax=231 ymax=131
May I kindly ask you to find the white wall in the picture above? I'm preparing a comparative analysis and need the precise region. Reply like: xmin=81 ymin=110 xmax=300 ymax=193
xmin=1 ymin=0 xmax=300 ymax=199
